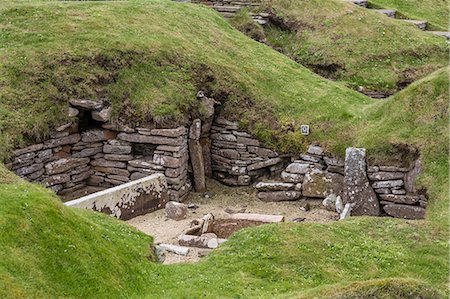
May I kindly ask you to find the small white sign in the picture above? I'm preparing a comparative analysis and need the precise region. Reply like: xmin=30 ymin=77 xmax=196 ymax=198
xmin=300 ymin=125 xmax=310 ymax=135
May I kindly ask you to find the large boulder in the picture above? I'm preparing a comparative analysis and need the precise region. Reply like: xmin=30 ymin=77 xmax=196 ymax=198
xmin=302 ymin=169 xmax=343 ymax=198
xmin=343 ymin=148 xmax=380 ymax=216
xmin=165 ymin=201 xmax=188 ymax=221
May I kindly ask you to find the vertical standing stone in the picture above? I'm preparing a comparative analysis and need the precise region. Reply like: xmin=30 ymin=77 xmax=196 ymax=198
xmin=189 ymin=119 xmax=206 ymax=192
xmin=343 ymin=148 xmax=380 ymax=216
xmin=200 ymin=137 xmax=212 ymax=178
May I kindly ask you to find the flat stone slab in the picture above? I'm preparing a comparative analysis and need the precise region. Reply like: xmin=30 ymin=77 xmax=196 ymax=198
xmin=383 ymin=204 xmax=425 ymax=219
xmin=343 ymin=147 xmax=380 ymax=216
xmin=65 ymin=174 xmax=168 ymax=220
xmin=379 ymin=194 xmax=420 ymax=205
xmin=257 ymin=191 xmax=302 ymax=202
xmin=429 ymin=31 xmax=450 ymax=39
xmin=255 ymin=182 xmax=295 ymax=191
xmin=231 ymin=213 xmax=285 ymax=223
xmin=302 ymin=169 xmax=343 ymax=199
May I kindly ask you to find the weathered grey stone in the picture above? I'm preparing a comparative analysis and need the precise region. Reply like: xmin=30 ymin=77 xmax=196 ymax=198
xmin=230 ymin=165 xmax=246 ymax=175
xmin=215 ymin=118 xmax=238 ymax=130
xmin=50 ymin=131 xmax=69 ymax=139
xmin=367 ymin=166 xmax=379 ymax=173
xmin=45 ymin=158 xmax=89 ymax=175
xmin=374 ymin=188 xmax=391 ymax=194
xmin=43 ymin=174 xmax=71 ymax=187
xmin=44 ymin=134 xmax=80 ymax=148
xmin=299 ymin=154 xmax=320 ymax=163
xmin=81 ymin=130 xmax=116 ymax=143
xmin=69 ymin=165 xmax=91 ymax=176
xmin=118 ymin=133 xmax=182 ymax=145
xmin=13 ymin=144 xmax=44 ymax=156
xmin=69 ymin=99 xmax=103 ymax=110
xmin=72 ymin=147 xmax=103 ymax=158
xmin=59 ymin=183 xmax=86 ymax=196
xmin=91 ymin=106 xmax=112 ymax=122
xmin=372 ymin=180 xmax=404 ymax=189
xmin=72 ymin=170 xmax=94 ymax=183
xmin=90 ymin=158 xmax=126 ymax=169
xmin=303 ymin=170 xmax=343 ymax=198
xmin=335 ymin=195 xmax=344 ymax=213
xmin=237 ymin=136 xmax=259 ymax=146
xmin=379 ymin=194 xmax=420 ymax=205
xmin=130 ymin=172 xmax=153 ymax=181
xmin=327 ymin=166 xmax=344 ymax=175
xmin=153 ymin=154 xmax=184 ymax=169
xmin=68 ymin=107 xmax=79 ymax=117
xmin=281 ymin=171 xmax=304 ymax=183
xmin=27 ymin=168 xmax=45 ymax=180
xmin=107 ymin=174 xmax=130 ymax=183
xmin=188 ymin=139 xmax=206 ymax=192
xmin=248 ymin=157 xmax=283 ymax=171
xmin=307 ymin=145 xmax=323 ymax=156
xmin=257 ymin=191 xmax=301 ymax=202
xmin=104 ymin=154 xmax=133 ymax=161
xmin=255 ymin=182 xmax=294 ymax=191
xmin=165 ymin=201 xmax=188 ymax=220
xmin=12 ymin=152 xmax=36 ymax=169
xmin=392 ymin=189 xmax=406 ymax=195
xmin=379 ymin=166 xmax=408 ymax=172
xmin=150 ymin=127 xmax=187 ymax=138
xmin=67 ymin=174 xmax=169 ymax=220
xmin=339 ymin=203 xmax=352 ymax=220
xmin=343 ymin=147 xmax=380 ymax=216
xmin=383 ymin=204 xmax=425 ymax=219
xmin=103 ymin=144 xmax=132 ymax=155
xmin=211 ymin=133 xmax=237 ymax=143
xmin=93 ymin=166 xmax=130 ymax=177
xmin=189 ymin=119 xmax=202 ymax=140
xmin=324 ymin=156 xmax=344 ymax=167
xmin=156 ymin=145 xmax=182 ymax=152
xmin=247 ymin=146 xmax=278 ymax=159
xmin=322 ymin=194 xmax=337 ymax=211
xmin=219 ymin=149 xmax=239 ymax=160
xmin=405 ymin=158 xmax=422 ymax=193
xmin=87 ymin=175 xmax=105 ymax=185
xmin=237 ymin=175 xmax=251 ymax=185
xmin=368 ymin=171 xmax=405 ymax=181
xmin=285 ymin=162 xmax=311 ymax=174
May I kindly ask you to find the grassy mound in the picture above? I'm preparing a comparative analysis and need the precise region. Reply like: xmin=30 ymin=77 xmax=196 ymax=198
xmin=0 ymin=166 xmax=155 ymax=298
xmin=0 ymin=175 xmax=447 ymax=298
xmin=0 ymin=0 xmax=372 ymax=160
xmin=262 ymin=0 xmax=448 ymax=94
xmin=0 ymin=0 xmax=448 ymax=297
xmin=369 ymin=0 xmax=448 ymax=30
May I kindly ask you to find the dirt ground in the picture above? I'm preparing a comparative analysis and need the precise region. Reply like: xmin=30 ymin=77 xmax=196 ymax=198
xmin=127 ymin=179 xmax=338 ymax=264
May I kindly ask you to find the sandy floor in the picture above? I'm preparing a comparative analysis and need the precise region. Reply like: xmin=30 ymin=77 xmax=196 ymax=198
xmin=127 ymin=179 xmax=338 ymax=264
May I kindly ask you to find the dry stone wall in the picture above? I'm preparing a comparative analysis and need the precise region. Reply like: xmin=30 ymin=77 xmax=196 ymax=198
xmin=210 ymin=118 xmax=287 ymax=186
xmin=6 ymin=100 xmax=191 ymax=202
xmin=255 ymin=144 xmax=427 ymax=220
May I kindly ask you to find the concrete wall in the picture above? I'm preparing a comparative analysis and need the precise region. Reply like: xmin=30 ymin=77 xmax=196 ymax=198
xmin=64 ymin=173 xmax=168 ymax=220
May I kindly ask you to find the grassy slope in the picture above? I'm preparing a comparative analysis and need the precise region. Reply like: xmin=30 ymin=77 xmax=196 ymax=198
xmin=262 ymin=0 xmax=448 ymax=93
xmin=369 ymin=0 xmax=449 ymax=30
xmin=0 ymin=0 xmax=372 ymax=160
xmin=0 ymin=0 xmax=448 ymax=297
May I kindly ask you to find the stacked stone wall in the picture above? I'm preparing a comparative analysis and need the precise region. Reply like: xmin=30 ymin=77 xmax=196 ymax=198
xmin=210 ymin=118 xmax=286 ymax=186
xmin=6 ymin=101 xmax=191 ymax=201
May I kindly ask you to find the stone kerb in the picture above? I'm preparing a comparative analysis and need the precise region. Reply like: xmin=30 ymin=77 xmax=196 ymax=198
xmin=65 ymin=173 xmax=168 ymax=220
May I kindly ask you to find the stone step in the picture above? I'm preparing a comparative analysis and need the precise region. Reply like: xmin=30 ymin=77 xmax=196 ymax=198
xmin=400 ymin=19 xmax=427 ymax=30
xmin=429 ymin=31 xmax=450 ymax=39
xmin=372 ymin=9 xmax=396 ymax=18
xmin=213 ymin=5 xmax=243 ymax=13
xmin=346 ymin=0 xmax=368 ymax=7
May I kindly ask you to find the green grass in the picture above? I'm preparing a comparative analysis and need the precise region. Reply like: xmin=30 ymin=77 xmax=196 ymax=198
xmin=368 ymin=0 xmax=449 ymax=30
xmin=0 ymin=0 xmax=448 ymax=297
xmin=261 ymin=0 xmax=448 ymax=93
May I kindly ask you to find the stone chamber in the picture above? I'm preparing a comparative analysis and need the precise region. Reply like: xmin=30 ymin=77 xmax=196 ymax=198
xmin=6 ymin=94 xmax=427 ymax=220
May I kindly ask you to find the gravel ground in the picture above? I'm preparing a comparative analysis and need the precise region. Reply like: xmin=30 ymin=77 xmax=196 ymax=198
xmin=127 ymin=179 xmax=338 ymax=264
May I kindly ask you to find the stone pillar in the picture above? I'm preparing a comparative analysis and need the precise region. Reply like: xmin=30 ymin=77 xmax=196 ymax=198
xmin=343 ymin=147 xmax=380 ymax=216
xmin=189 ymin=119 xmax=206 ymax=192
